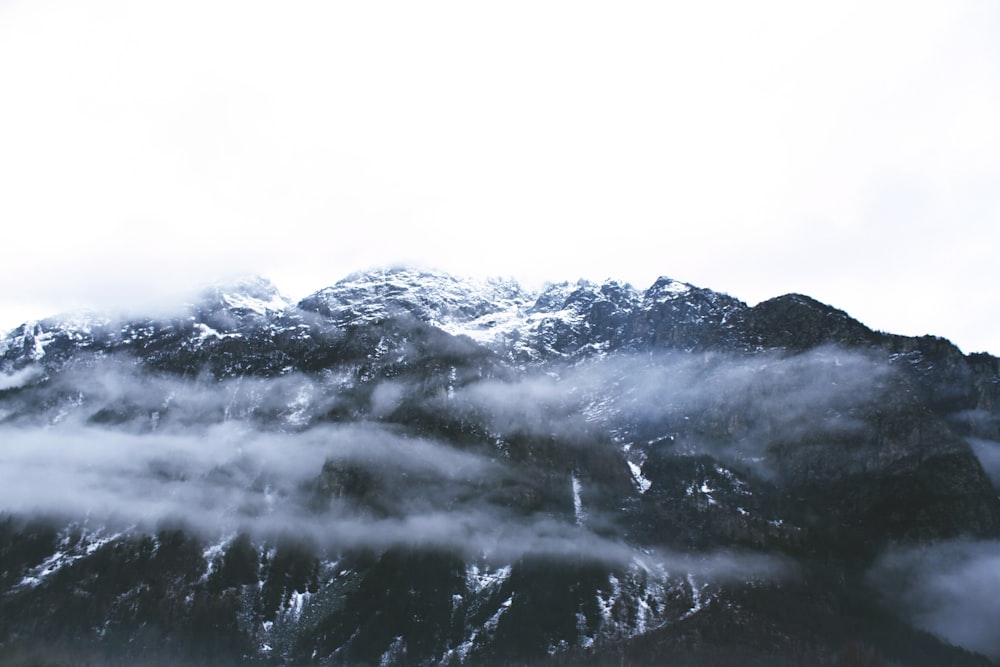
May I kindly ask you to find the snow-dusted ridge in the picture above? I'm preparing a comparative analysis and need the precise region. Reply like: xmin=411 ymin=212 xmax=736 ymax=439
xmin=2 ymin=267 xmax=713 ymax=369
xmin=299 ymin=267 xmax=532 ymax=329
xmin=290 ymin=267 xmax=709 ymax=362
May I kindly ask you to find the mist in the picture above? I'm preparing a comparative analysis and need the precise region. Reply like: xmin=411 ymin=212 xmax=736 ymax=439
xmin=869 ymin=540 xmax=1000 ymax=660
xmin=0 ymin=347 xmax=872 ymax=581
xmin=967 ymin=438 xmax=1000 ymax=489
xmin=0 ymin=421 xmax=507 ymax=554
xmin=441 ymin=346 xmax=896 ymax=483
xmin=0 ymin=366 xmax=43 ymax=391
xmin=0 ymin=419 xmax=793 ymax=584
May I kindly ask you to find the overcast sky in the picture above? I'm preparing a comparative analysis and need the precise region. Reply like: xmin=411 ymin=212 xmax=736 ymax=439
xmin=1 ymin=1 xmax=998 ymax=352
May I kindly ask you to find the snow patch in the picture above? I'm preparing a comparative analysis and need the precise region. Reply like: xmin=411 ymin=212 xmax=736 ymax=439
xmin=199 ymin=535 xmax=231 ymax=582
xmin=18 ymin=528 xmax=127 ymax=589
xmin=222 ymin=291 xmax=290 ymax=315
xmin=627 ymin=461 xmax=652 ymax=494
xmin=193 ymin=322 xmax=242 ymax=343
xmin=679 ymin=574 xmax=707 ymax=620
xmin=439 ymin=298 xmax=529 ymax=346
xmin=443 ymin=594 xmax=514 ymax=664
xmin=30 ymin=326 xmax=54 ymax=360
xmin=649 ymin=279 xmax=692 ymax=301
xmin=572 ymin=474 xmax=586 ymax=525
xmin=597 ymin=574 xmax=621 ymax=625
xmin=466 ymin=564 xmax=512 ymax=594
xmin=686 ymin=479 xmax=718 ymax=506
xmin=287 ymin=590 xmax=310 ymax=622
xmin=380 ymin=636 xmax=407 ymax=667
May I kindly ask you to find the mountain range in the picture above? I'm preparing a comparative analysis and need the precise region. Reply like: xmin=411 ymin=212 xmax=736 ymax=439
xmin=1 ymin=267 xmax=999 ymax=666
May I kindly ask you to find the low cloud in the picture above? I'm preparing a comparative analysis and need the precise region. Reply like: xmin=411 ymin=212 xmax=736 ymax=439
xmin=441 ymin=346 xmax=894 ymax=482
xmin=0 ymin=366 xmax=43 ymax=391
xmin=0 ymin=415 xmax=790 ymax=581
xmin=0 ymin=422 xmax=495 ymax=538
xmin=968 ymin=438 xmax=1000 ymax=489
xmin=869 ymin=540 xmax=1000 ymax=660
xmin=444 ymin=372 xmax=599 ymax=442
xmin=0 ymin=346 xmax=890 ymax=580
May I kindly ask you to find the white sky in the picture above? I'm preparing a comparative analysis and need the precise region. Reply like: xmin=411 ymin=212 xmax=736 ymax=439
xmin=1 ymin=1 xmax=998 ymax=353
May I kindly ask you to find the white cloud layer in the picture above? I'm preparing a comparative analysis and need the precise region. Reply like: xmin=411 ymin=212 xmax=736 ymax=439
xmin=0 ymin=1 xmax=998 ymax=352
xmin=871 ymin=540 xmax=1000 ymax=660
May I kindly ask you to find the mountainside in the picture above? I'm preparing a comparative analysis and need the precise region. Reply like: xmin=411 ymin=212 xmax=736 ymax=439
xmin=1 ymin=267 xmax=999 ymax=666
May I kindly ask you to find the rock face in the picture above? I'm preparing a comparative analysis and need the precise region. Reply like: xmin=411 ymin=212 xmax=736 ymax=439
xmin=1 ymin=267 xmax=999 ymax=666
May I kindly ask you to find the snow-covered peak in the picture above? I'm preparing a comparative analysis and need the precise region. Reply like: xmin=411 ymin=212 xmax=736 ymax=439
xmin=0 ymin=268 xmax=756 ymax=371
xmin=643 ymin=276 xmax=693 ymax=303
xmin=295 ymin=269 xmax=656 ymax=361
xmin=220 ymin=290 xmax=291 ymax=316
xmin=201 ymin=276 xmax=291 ymax=316
xmin=300 ymin=267 xmax=533 ymax=328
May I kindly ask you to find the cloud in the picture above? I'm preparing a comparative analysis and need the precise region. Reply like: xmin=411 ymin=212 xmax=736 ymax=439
xmin=443 ymin=372 xmax=599 ymax=442
xmin=1 ymin=2 xmax=1000 ymax=353
xmin=869 ymin=540 xmax=1000 ymax=660
xmin=0 ymin=418 xmax=794 ymax=587
xmin=0 ymin=345 xmax=902 ymax=526
xmin=438 ymin=346 xmax=895 ymax=484
xmin=0 ymin=340 xmax=923 ymax=611
xmin=0 ymin=366 xmax=42 ymax=390
xmin=967 ymin=438 xmax=1000 ymax=489
xmin=0 ymin=346 xmax=834 ymax=584
xmin=369 ymin=380 xmax=405 ymax=418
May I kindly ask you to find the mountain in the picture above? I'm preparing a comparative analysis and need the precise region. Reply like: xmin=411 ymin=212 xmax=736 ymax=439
xmin=1 ymin=267 xmax=999 ymax=666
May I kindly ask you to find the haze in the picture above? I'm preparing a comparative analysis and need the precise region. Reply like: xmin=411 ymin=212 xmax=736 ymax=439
xmin=0 ymin=1 xmax=998 ymax=353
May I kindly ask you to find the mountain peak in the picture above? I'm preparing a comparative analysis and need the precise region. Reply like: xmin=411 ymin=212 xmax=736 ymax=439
xmin=748 ymin=292 xmax=877 ymax=350
xmin=300 ymin=266 xmax=532 ymax=328
xmin=644 ymin=276 xmax=693 ymax=302
xmin=199 ymin=275 xmax=291 ymax=316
